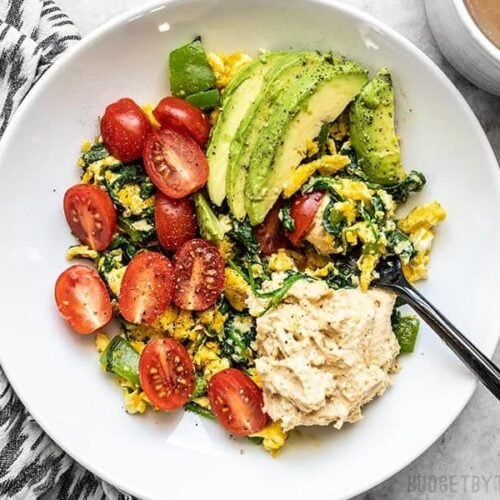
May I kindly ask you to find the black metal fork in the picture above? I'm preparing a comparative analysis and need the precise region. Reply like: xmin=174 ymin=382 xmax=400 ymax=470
xmin=373 ymin=256 xmax=500 ymax=400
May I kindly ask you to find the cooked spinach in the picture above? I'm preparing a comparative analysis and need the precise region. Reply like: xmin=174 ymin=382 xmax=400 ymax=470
xmin=301 ymin=176 xmax=341 ymax=201
xmin=221 ymin=313 xmax=256 ymax=366
xmin=326 ymin=256 xmax=358 ymax=290
xmin=387 ymin=229 xmax=415 ymax=263
xmin=118 ymin=216 xmax=155 ymax=244
xmin=105 ymin=163 xmax=155 ymax=210
xmin=108 ymin=234 xmax=137 ymax=263
xmin=322 ymin=197 xmax=346 ymax=239
xmin=279 ymin=202 xmax=295 ymax=232
xmin=184 ymin=402 xmax=215 ymax=420
xmin=228 ymin=219 xmax=260 ymax=255
xmin=82 ymin=142 xmax=108 ymax=166
xmin=383 ymin=171 xmax=426 ymax=203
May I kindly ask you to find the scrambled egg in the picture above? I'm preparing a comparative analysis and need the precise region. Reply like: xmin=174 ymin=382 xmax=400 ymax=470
xmin=81 ymin=155 xmax=120 ymax=184
xmin=66 ymin=245 xmax=98 ymax=261
xmin=95 ymin=332 xmax=110 ymax=353
xmin=141 ymin=103 xmax=161 ymax=128
xmin=399 ymin=201 xmax=447 ymax=282
xmin=117 ymin=184 xmax=155 ymax=217
xmin=193 ymin=342 xmax=230 ymax=380
xmin=207 ymin=51 xmax=253 ymax=89
xmin=121 ymin=380 xmax=150 ymax=414
xmin=224 ymin=268 xmax=251 ymax=311
xmin=283 ymin=154 xmax=350 ymax=197
xmin=249 ymin=421 xmax=288 ymax=457
xmin=268 ymin=249 xmax=297 ymax=272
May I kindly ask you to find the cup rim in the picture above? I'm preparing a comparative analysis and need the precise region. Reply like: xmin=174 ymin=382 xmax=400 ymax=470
xmin=453 ymin=0 xmax=500 ymax=61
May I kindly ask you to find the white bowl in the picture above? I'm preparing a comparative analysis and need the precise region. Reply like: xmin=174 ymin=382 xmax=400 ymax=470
xmin=425 ymin=0 xmax=500 ymax=96
xmin=1 ymin=1 xmax=500 ymax=499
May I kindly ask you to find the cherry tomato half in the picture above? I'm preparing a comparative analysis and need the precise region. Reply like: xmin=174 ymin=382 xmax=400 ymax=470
xmin=173 ymin=239 xmax=224 ymax=311
xmin=118 ymin=251 xmax=173 ymax=325
xmin=153 ymin=96 xmax=211 ymax=146
xmin=254 ymin=202 xmax=288 ymax=255
xmin=144 ymin=127 xmax=209 ymax=199
xmin=208 ymin=368 xmax=268 ymax=436
xmin=63 ymin=184 xmax=117 ymax=251
xmin=139 ymin=338 xmax=195 ymax=411
xmin=286 ymin=191 xmax=324 ymax=246
xmin=55 ymin=265 xmax=112 ymax=334
xmin=100 ymin=97 xmax=151 ymax=162
xmin=155 ymin=193 xmax=198 ymax=251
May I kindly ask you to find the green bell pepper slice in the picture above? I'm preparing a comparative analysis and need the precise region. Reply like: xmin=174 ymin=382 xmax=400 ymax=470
xmin=100 ymin=335 xmax=140 ymax=386
xmin=169 ymin=38 xmax=216 ymax=97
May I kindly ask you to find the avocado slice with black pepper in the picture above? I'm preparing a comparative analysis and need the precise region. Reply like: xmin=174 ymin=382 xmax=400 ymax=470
xmin=206 ymin=52 xmax=286 ymax=208
xmin=243 ymin=55 xmax=368 ymax=225
xmin=226 ymin=51 xmax=323 ymax=220
xmin=349 ymin=68 xmax=407 ymax=185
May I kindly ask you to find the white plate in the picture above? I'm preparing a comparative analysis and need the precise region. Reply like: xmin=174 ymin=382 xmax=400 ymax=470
xmin=1 ymin=1 xmax=499 ymax=499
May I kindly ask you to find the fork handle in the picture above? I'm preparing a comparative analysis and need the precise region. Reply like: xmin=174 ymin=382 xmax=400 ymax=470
xmin=391 ymin=283 xmax=500 ymax=400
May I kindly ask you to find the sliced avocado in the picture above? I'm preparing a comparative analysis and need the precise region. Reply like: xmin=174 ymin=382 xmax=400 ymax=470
xmin=194 ymin=192 xmax=224 ymax=242
xmin=244 ymin=56 xmax=368 ymax=225
xmin=227 ymin=51 xmax=324 ymax=220
xmin=206 ymin=52 xmax=285 ymax=207
xmin=349 ymin=68 xmax=406 ymax=185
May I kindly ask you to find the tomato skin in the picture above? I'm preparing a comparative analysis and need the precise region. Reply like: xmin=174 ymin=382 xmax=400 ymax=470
xmin=100 ymin=98 xmax=151 ymax=162
xmin=55 ymin=265 xmax=112 ymax=334
xmin=119 ymin=251 xmax=173 ymax=324
xmin=155 ymin=193 xmax=198 ymax=251
xmin=208 ymin=368 xmax=268 ymax=436
xmin=254 ymin=202 xmax=288 ymax=255
xmin=153 ymin=96 xmax=211 ymax=146
xmin=63 ymin=184 xmax=117 ymax=251
xmin=173 ymin=239 xmax=224 ymax=311
xmin=139 ymin=338 xmax=195 ymax=411
xmin=286 ymin=191 xmax=324 ymax=246
xmin=144 ymin=128 xmax=209 ymax=199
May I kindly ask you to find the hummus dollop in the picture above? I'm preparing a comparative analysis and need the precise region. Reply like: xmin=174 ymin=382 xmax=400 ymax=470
xmin=252 ymin=278 xmax=400 ymax=432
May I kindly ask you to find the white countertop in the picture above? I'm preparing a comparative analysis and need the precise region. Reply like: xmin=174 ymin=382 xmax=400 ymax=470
xmin=57 ymin=1 xmax=500 ymax=498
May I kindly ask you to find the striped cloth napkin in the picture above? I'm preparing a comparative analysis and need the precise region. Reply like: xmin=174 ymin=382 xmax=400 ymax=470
xmin=0 ymin=1 xmax=132 ymax=498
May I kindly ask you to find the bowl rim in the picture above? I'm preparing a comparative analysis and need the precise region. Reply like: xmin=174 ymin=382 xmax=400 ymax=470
xmin=1 ymin=0 xmax=499 ymax=499
xmin=452 ymin=0 xmax=500 ymax=61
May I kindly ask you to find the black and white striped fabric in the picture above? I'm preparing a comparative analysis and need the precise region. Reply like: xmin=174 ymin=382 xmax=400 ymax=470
xmin=0 ymin=1 xmax=132 ymax=498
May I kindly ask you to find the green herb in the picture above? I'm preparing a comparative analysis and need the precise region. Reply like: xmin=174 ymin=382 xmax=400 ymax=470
xmin=279 ymin=202 xmax=295 ymax=232
xmin=184 ymin=402 xmax=215 ymax=420
xmin=259 ymin=273 xmax=305 ymax=314
xmin=392 ymin=309 xmax=420 ymax=353
xmin=100 ymin=336 xmax=140 ymax=386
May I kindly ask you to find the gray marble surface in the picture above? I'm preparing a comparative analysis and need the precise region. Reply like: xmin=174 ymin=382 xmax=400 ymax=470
xmin=56 ymin=0 xmax=500 ymax=499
